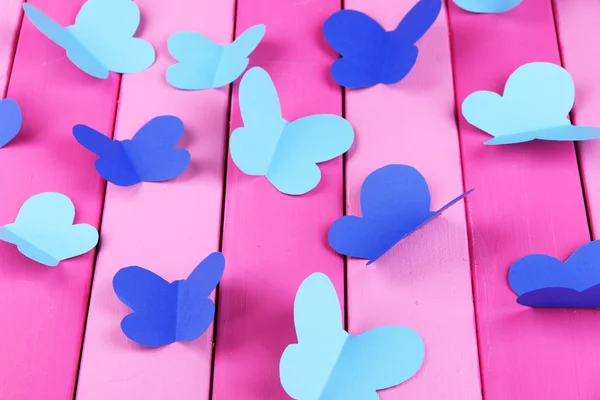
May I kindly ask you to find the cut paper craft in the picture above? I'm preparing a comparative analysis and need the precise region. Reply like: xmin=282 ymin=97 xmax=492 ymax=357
xmin=0 ymin=192 xmax=99 ymax=266
xmin=167 ymin=24 xmax=266 ymax=90
xmin=453 ymin=0 xmax=523 ymax=13
xmin=323 ymin=0 xmax=442 ymax=88
xmin=74 ymin=115 xmax=191 ymax=186
xmin=462 ymin=62 xmax=600 ymax=145
xmin=0 ymin=98 xmax=22 ymax=148
xmin=328 ymin=164 xmax=473 ymax=264
xmin=113 ymin=252 xmax=225 ymax=347
xmin=508 ymin=241 xmax=600 ymax=308
xmin=22 ymin=0 xmax=155 ymax=79
xmin=280 ymin=272 xmax=424 ymax=399
xmin=230 ymin=67 xmax=354 ymax=195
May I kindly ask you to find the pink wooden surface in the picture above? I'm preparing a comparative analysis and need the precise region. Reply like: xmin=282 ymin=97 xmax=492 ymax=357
xmin=0 ymin=0 xmax=22 ymax=94
xmin=0 ymin=1 xmax=119 ymax=398
xmin=554 ymin=0 xmax=600 ymax=238
xmin=75 ymin=0 xmax=235 ymax=399
xmin=448 ymin=1 xmax=598 ymax=399
xmin=343 ymin=1 xmax=481 ymax=398
xmin=211 ymin=0 xmax=345 ymax=398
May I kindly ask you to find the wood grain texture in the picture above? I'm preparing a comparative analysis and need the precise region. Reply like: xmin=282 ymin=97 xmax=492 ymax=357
xmin=75 ymin=1 xmax=235 ymax=399
xmin=447 ymin=1 xmax=598 ymax=399
xmin=0 ymin=1 xmax=119 ymax=398
xmin=211 ymin=0 xmax=345 ymax=398
xmin=342 ymin=1 xmax=481 ymax=398
xmin=554 ymin=0 xmax=600 ymax=238
xmin=0 ymin=0 xmax=22 ymax=94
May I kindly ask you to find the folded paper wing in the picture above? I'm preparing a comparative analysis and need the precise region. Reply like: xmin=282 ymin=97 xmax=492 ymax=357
xmin=328 ymin=164 xmax=472 ymax=264
xmin=508 ymin=240 xmax=600 ymax=308
xmin=462 ymin=62 xmax=600 ymax=145
xmin=0 ymin=192 xmax=99 ymax=266
xmin=0 ymin=98 xmax=22 ymax=148
xmin=280 ymin=273 xmax=424 ymax=399
xmin=167 ymin=24 xmax=266 ymax=90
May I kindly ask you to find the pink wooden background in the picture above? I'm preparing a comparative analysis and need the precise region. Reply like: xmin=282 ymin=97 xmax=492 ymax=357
xmin=0 ymin=0 xmax=599 ymax=399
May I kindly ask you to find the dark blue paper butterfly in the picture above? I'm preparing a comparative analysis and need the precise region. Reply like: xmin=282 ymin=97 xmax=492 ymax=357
xmin=328 ymin=164 xmax=472 ymax=264
xmin=73 ymin=115 xmax=191 ymax=186
xmin=323 ymin=0 xmax=442 ymax=88
xmin=113 ymin=252 xmax=225 ymax=348
xmin=0 ymin=98 xmax=22 ymax=148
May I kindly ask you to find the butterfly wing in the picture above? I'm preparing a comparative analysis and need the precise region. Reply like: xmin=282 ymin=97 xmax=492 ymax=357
xmin=113 ymin=266 xmax=178 ymax=347
xmin=230 ymin=67 xmax=286 ymax=176
xmin=323 ymin=10 xmax=388 ymax=88
xmin=73 ymin=124 xmax=141 ymax=186
xmin=280 ymin=273 xmax=349 ymax=399
xmin=394 ymin=0 xmax=442 ymax=44
xmin=68 ymin=0 xmax=155 ymax=75
xmin=22 ymin=3 xmax=108 ymax=78
xmin=166 ymin=31 xmax=222 ymax=90
xmin=215 ymin=24 xmax=266 ymax=88
xmin=0 ymin=98 xmax=22 ymax=148
xmin=126 ymin=115 xmax=191 ymax=183
xmin=453 ymin=0 xmax=524 ymax=14
xmin=0 ymin=192 xmax=98 ymax=266
xmin=321 ymin=326 xmax=425 ymax=398
xmin=176 ymin=252 xmax=225 ymax=342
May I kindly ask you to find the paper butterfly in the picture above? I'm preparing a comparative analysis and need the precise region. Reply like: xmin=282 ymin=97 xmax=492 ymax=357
xmin=113 ymin=252 xmax=225 ymax=347
xmin=328 ymin=164 xmax=473 ymax=264
xmin=280 ymin=272 xmax=424 ymax=399
xmin=323 ymin=0 xmax=442 ymax=88
xmin=229 ymin=67 xmax=354 ymax=195
xmin=453 ymin=0 xmax=523 ymax=13
xmin=509 ymin=241 xmax=600 ymax=309
xmin=74 ymin=115 xmax=191 ymax=186
xmin=0 ymin=192 xmax=99 ymax=266
xmin=462 ymin=62 xmax=600 ymax=145
xmin=167 ymin=24 xmax=266 ymax=90
xmin=0 ymin=98 xmax=22 ymax=148
xmin=23 ymin=0 xmax=155 ymax=79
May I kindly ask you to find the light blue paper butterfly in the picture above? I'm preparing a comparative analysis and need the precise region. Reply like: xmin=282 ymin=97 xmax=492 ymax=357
xmin=280 ymin=273 xmax=425 ymax=399
xmin=167 ymin=24 xmax=266 ymax=90
xmin=0 ymin=192 xmax=99 ymax=266
xmin=230 ymin=67 xmax=355 ymax=195
xmin=453 ymin=0 xmax=523 ymax=13
xmin=462 ymin=62 xmax=600 ymax=145
xmin=22 ymin=0 xmax=155 ymax=79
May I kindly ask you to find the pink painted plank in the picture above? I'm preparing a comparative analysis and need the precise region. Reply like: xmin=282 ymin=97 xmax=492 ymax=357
xmin=75 ymin=0 xmax=235 ymax=399
xmin=0 ymin=1 xmax=119 ymax=398
xmin=447 ymin=1 xmax=598 ymax=399
xmin=211 ymin=0 xmax=345 ymax=398
xmin=554 ymin=0 xmax=600 ymax=236
xmin=0 ymin=0 xmax=23 ymax=94
xmin=342 ymin=0 xmax=481 ymax=398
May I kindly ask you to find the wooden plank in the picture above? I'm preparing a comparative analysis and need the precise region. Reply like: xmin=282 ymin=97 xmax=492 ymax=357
xmin=342 ymin=0 xmax=481 ymax=398
xmin=0 ymin=0 xmax=23 ymax=94
xmin=447 ymin=1 xmax=597 ymax=399
xmin=74 ymin=0 xmax=236 ymax=399
xmin=554 ymin=0 xmax=600 ymax=235
xmin=211 ymin=0 xmax=345 ymax=398
xmin=0 ymin=1 xmax=119 ymax=398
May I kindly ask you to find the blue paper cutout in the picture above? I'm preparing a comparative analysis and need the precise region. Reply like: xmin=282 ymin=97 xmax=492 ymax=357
xmin=328 ymin=164 xmax=473 ymax=264
xmin=230 ymin=67 xmax=355 ymax=195
xmin=167 ymin=24 xmax=266 ymax=90
xmin=113 ymin=252 xmax=225 ymax=347
xmin=22 ymin=0 xmax=155 ymax=79
xmin=462 ymin=62 xmax=600 ymax=145
xmin=0 ymin=98 xmax=22 ymax=148
xmin=323 ymin=0 xmax=442 ymax=89
xmin=73 ymin=115 xmax=191 ymax=186
xmin=280 ymin=272 xmax=424 ymax=399
xmin=452 ymin=0 xmax=523 ymax=13
xmin=0 ymin=192 xmax=99 ymax=266
xmin=508 ymin=241 xmax=600 ymax=308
